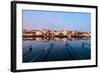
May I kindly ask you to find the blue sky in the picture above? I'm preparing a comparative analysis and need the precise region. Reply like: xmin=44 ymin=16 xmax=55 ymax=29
xmin=22 ymin=10 xmax=91 ymax=32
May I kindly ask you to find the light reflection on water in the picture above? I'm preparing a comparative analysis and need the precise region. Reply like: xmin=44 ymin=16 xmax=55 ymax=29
xmin=22 ymin=37 xmax=91 ymax=63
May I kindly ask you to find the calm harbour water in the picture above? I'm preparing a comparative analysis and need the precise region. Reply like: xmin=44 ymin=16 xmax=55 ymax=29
xmin=22 ymin=37 xmax=91 ymax=63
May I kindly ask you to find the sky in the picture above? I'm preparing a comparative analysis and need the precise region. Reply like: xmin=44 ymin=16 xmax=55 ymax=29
xmin=22 ymin=10 xmax=91 ymax=32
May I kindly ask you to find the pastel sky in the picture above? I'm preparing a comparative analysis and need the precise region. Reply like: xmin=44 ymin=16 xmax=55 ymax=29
xmin=22 ymin=10 xmax=91 ymax=32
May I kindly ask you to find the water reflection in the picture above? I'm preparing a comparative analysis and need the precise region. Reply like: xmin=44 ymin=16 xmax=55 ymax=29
xmin=23 ymin=37 xmax=90 ymax=42
xmin=22 ymin=37 xmax=91 ymax=63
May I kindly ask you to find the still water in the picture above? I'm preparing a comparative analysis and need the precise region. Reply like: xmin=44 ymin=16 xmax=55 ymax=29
xmin=22 ymin=37 xmax=91 ymax=63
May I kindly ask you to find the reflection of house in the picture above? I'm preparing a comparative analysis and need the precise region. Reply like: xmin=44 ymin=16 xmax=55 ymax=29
xmin=35 ymin=37 xmax=43 ymax=41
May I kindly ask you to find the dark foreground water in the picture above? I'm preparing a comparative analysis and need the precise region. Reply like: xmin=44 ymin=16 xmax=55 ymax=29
xmin=22 ymin=37 xmax=91 ymax=63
